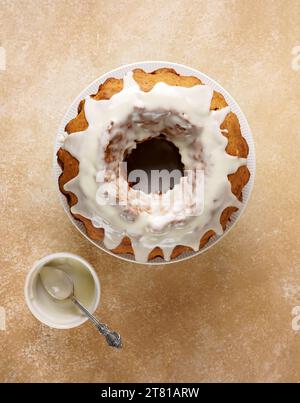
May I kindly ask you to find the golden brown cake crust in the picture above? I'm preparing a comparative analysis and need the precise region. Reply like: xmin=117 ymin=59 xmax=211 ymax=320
xmin=57 ymin=68 xmax=250 ymax=261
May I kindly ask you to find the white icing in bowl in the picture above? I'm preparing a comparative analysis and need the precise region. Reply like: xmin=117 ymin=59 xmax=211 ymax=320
xmin=24 ymin=253 xmax=100 ymax=329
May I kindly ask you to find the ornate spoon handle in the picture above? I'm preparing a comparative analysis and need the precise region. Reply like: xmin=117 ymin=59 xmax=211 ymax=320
xmin=71 ymin=296 xmax=122 ymax=348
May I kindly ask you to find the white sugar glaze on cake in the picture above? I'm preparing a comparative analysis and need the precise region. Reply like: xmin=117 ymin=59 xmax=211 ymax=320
xmin=62 ymin=72 xmax=246 ymax=262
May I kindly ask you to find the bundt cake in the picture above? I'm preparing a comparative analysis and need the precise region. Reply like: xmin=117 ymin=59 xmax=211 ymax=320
xmin=57 ymin=68 xmax=250 ymax=262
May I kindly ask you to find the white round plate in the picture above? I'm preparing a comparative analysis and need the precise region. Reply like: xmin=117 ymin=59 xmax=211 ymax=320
xmin=54 ymin=61 xmax=256 ymax=265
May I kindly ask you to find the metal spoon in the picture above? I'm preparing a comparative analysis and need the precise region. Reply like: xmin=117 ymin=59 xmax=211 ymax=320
xmin=39 ymin=266 xmax=122 ymax=348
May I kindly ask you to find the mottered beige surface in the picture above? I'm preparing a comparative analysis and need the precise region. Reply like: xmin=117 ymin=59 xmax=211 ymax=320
xmin=0 ymin=0 xmax=300 ymax=382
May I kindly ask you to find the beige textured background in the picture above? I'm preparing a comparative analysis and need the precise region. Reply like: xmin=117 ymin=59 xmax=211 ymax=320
xmin=0 ymin=0 xmax=300 ymax=383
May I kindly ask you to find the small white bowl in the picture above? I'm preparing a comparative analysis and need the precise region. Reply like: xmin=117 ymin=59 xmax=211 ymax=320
xmin=24 ymin=252 xmax=100 ymax=329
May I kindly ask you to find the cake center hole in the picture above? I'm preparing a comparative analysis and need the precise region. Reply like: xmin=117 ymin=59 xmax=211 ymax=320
xmin=124 ymin=136 xmax=184 ymax=194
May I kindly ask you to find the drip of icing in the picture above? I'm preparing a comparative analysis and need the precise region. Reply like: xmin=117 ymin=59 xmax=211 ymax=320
xmin=62 ymin=71 xmax=246 ymax=262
